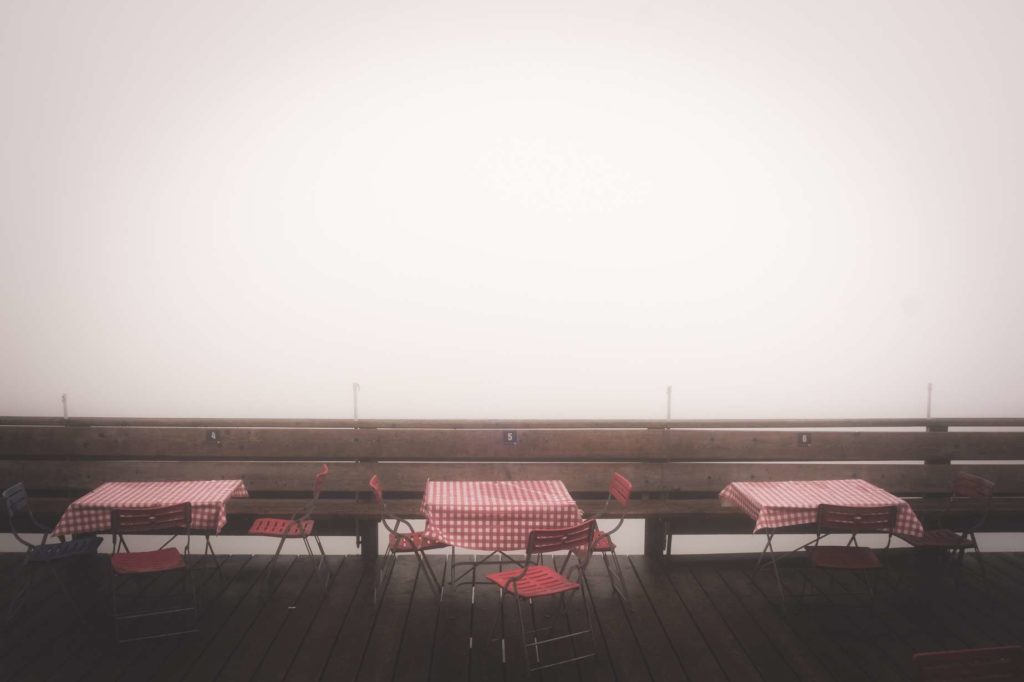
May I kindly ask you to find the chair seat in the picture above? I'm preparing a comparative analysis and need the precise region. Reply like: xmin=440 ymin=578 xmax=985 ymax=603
xmin=111 ymin=548 xmax=185 ymax=574
xmin=388 ymin=531 xmax=449 ymax=553
xmin=486 ymin=565 xmax=581 ymax=598
xmin=28 ymin=536 xmax=103 ymax=563
xmin=896 ymin=529 xmax=974 ymax=549
xmin=248 ymin=517 xmax=315 ymax=538
xmin=592 ymin=530 xmax=616 ymax=552
xmin=805 ymin=545 xmax=883 ymax=570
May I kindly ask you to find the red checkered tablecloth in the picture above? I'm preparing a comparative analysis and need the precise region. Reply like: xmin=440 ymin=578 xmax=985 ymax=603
xmin=719 ymin=479 xmax=924 ymax=536
xmin=422 ymin=480 xmax=581 ymax=551
xmin=52 ymin=480 xmax=248 ymax=536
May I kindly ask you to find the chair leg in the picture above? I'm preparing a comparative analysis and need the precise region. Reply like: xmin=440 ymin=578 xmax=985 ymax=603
xmin=515 ymin=596 xmax=530 ymax=668
xmin=605 ymin=549 xmax=633 ymax=610
xmin=313 ymin=535 xmax=331 ymax=588
xmin=263 ymin=537 xmax=288 ymax=595
xmin=374 ymin=548 xmax=397 ymax=606
xmin=488 ymin=587 xmax=507 ymax=663
xmin=970 ymin=548 xmax=988 ymax=585
xmin=413 ymin=550 xmax=443 ymax=597
xmin=202 ymin=535 xmax=224 ymax=577
xmin=6 ymin=562 xmax=32 ymax=623
xmin=112 ymin=572 xmax=121 ymax=642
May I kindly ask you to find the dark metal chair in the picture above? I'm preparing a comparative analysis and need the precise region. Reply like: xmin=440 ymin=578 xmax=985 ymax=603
xmin=369 ymin=474 xmax=450 ymax=603
xmin=913 ymin=644 xmax=1023 ymax=681
xmin=110 ymin=503 xmax=198 ymax=643
xmin=486 ymin=519 xmax=598 ymax=674
xmin=802 ymin=504 xmax=897 ymax=602
xmin=586 ymin=472 xmax=633 ymax=603
xmin=248 ymin=464 xmax=331 ymax=589
xmin=3 ymin=483 xmax=103 ymax=624
xmin=896 ymin=472 xmax=994 ymax=585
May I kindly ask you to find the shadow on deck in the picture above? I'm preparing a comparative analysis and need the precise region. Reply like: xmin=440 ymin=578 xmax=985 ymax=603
xmin=1 ymin=549 xmax=1022 ymax=681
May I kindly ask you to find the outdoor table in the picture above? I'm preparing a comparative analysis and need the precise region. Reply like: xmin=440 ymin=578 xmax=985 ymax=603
xmin=53 ymin=479 xmax=248 ymax=566
xmin=421 ymin=480 xmax=581 ymax=586
xmin=719 ymin=478 xmax=924 ymax=599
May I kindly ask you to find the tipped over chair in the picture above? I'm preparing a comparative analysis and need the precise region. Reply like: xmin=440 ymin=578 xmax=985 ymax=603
xmin=486 ymin=519 xmax=598 ymax=674
xmin=111 ymin=503 xmax=198 ymax=642
xmin=913 ymin=645 xmax=1023 ymax=681
xmin=369 ymin=474 xmax=450 ymax=603
xmin=248 ymin=464 xmax=331 ymax=589
xmin=586 ymin=472 xmax=633 ymax=603
xmin=802 ymin=504 xmax=897 ymax=602
xmin=3 ymin=482 xmax=103 ymax=624
xmin=896 ymin=472 xmax=994 ymax=585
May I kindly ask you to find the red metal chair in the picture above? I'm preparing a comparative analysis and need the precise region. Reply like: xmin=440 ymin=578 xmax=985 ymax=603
xmin=248 ymin=464 xmax=330 ymax=588
xmin=913 ymin=645 xmax=1023 ymax=681
xmin=896 ymin=472 xmax=994 ymax=585
xmin=486 ymin=519 xmax=598 ymax=674
xmin=802 ymin=504 xmax=897 ymax=602
xmin=586 ymin=472 xmax=633 ymax=603
xmin=110 ymin=503 xmax=198 ymax=643
xmin=369 ymin=474 xmax=450 ymax=603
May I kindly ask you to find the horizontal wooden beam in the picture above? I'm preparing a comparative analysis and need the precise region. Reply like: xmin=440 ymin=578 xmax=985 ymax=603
xmin=3 ymin=426 xmax=1024 ymax=462
xmin=19 ymin=496 xmax=1024 ymax=527
xmin=3 ymin=416 xmax=1024 ymax=429
xmin=4 ymin=460 xmax=1023 ymax=496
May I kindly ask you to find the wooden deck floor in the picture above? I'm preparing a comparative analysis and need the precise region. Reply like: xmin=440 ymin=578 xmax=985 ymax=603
xmin=1 ymin=549 xmax=1022 ymax=681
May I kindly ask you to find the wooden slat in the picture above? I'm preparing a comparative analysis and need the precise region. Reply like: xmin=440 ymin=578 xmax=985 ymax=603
xmin=5 ymin=425 xmax=1024 ymax=461
xmin=282 ymin=559 xmax=373 ymax=682
xmin=391 ymin=556 xmax=446 ymax=682
xmin=4 ymin=416 xmax=1024 ymax=428
xmin=5 ymin=459 xmax=1024 ymax=495
xmin=16 ymin=495 xmax=1024 ymax=533
xmin=690 ymin=564 xmax=800 ymax=681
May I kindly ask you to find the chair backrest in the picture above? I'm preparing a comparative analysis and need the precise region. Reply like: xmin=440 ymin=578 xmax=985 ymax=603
xmin=816 ymin=504 xmax=898 ymax=535
xmin=2 ymin=483 xmax=36 ymax=548
xmin=610 ymin=473 xmax=632 ymax=508
xmin=526 ymin=519 xmax=597 ymax=558
xmin=943 ymin=472 xmax=995 ymax=533
xmin=295 ymin=464 xmax=330 ymax=520
xmin=913 ymin=645 xmax=1023 ymax=681
xmin=111 ymin=503 xmax=192 ymax=535
xmin=369 ymin=474 xmax=384 ymax=507
xmin=2 ymin=482 xmax=29 ymax=521
xmin=952 ymin=472 xmax=995 ymax=499
xmin=311 ymin=464 xmax=329 ymax=500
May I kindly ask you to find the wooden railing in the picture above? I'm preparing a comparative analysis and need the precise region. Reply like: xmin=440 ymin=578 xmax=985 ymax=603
xmin=2 ymin=416 xmax=1023 ymax=556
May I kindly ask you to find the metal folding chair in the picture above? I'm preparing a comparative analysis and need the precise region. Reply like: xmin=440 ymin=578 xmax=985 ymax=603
xmin=586 ymin=472 xmax=633 ymax=604
xmin=486 ymin=519 xmax=598 ymax=674
xmin=3 ymin=483 xmax=103 ymax=624
xmin=110 ymin=503 xmax=198 ymax=643
xmin=802 ymin=504 xmax=897 ymax=603
xmin=248 ymin=464 xmax=331 ymax=590
xmin=896 ymin=472 xmax=994 ymax=586
xmin=369 ymin=474 xmax=451 ymax=603
xmin=913 ymin=644 xmax=1023 ymax=681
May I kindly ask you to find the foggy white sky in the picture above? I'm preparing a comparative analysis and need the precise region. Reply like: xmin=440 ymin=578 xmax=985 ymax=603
xmin=1 ymin=1 xmax=1022 ymax=419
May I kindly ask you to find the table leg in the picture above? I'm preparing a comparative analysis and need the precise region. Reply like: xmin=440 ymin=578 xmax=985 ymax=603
xmin=751 ymin=531 xmax=786 ymax=601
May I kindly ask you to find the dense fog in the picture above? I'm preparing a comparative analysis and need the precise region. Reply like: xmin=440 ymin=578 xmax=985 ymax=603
xmin=2 ymin=1 xmax=1022 ymax=420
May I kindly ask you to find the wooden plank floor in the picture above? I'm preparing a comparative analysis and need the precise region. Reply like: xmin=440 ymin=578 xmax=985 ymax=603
xmin=1 ymin=549 xmax=1022 ymax=681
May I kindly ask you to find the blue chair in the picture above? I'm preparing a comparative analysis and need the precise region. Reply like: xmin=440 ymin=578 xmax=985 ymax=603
xmin=3 ymin=483 xmax=103 ymax=623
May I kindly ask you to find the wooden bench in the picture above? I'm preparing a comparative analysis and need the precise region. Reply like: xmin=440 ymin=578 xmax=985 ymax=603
xmin=2 ymin=416 xmax=1024 ymax=557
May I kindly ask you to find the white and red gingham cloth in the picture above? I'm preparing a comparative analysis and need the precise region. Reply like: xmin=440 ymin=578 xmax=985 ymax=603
xmin=422 ymin=480 xmax=581 ymax=551
xmin=719 ymin=479 xmax=924 ymax=537
xmin=52 ymin=480 xmax=248 ymax=536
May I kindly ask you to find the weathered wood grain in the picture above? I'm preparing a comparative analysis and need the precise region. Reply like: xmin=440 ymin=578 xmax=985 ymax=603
xmin=4 ymin=425 xmax=1024 ymax=461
